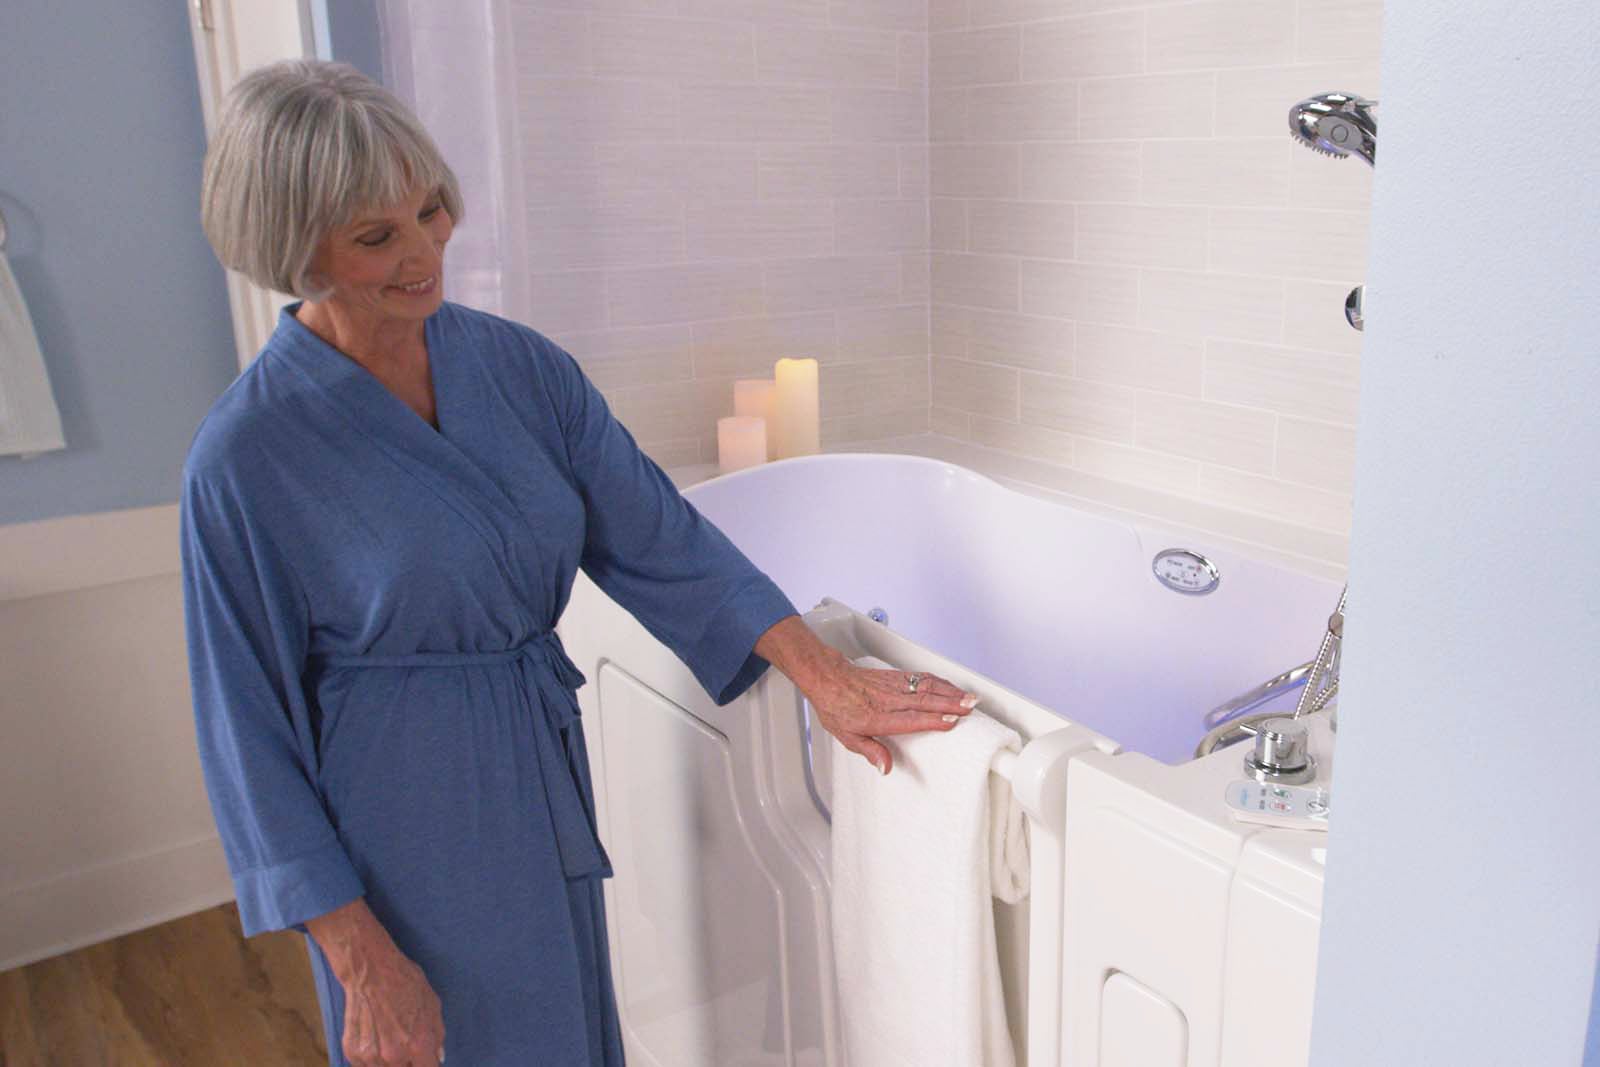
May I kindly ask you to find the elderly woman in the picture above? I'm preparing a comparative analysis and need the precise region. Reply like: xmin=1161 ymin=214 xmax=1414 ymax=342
xmin=183 ymin=59 xmax=975 ymax=1067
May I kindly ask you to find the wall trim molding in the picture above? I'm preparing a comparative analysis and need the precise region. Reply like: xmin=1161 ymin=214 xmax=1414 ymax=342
xmin=0 ymin=833 xmax=234 ymax=972
xmin=0 ymin=503 xmax=181 ymax=603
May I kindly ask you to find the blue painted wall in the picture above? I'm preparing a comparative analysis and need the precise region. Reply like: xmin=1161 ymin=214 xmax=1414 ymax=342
xmin=0 ymin=1 xmax=240 ymax=526
xmin=1586 ymin=943 xmax=1599 ymax=1067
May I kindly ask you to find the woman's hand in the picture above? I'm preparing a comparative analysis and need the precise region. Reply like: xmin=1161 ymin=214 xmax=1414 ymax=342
xmin=755 ymin=616 xmax=979 ymax=775
xmin=307 ymin=898 xmax=447 ymax=1066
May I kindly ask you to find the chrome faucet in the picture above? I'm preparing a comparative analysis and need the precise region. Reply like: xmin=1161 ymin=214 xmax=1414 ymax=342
xmin=1289 ymin=91 xmax=1377 ymax=332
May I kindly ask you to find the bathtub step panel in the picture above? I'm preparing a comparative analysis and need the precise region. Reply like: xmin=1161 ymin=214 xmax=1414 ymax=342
xmin=1100 ymin=972 xmax=1188 ymax=1066
xmin=596 ymin=664 xmax=795 ymax=1066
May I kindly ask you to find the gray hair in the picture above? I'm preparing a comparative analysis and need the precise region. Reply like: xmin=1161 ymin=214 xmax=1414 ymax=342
xmin=200 ymin=60 xmax=463 ymax=299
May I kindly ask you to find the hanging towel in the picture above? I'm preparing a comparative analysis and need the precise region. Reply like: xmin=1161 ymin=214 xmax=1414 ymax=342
xmin=0 ymin=249 xmax=65 ymax=457
xmin=830 ymin=655 xmax=1030 ymax=1067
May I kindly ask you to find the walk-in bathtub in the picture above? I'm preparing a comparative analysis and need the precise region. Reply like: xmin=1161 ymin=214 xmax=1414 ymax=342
xmin=560 ymin=453 xmax=1343 ymax=1066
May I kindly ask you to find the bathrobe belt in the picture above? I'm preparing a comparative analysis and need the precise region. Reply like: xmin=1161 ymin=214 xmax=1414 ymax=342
xmin=310 ymin=631 xmax=613 ymax=881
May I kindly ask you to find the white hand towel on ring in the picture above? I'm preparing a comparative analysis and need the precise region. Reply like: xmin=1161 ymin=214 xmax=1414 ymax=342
xmin=829 ymin=655 xmax=1029 ymax=1067
xmin=0 ymin=248 xmax=66 ymax=458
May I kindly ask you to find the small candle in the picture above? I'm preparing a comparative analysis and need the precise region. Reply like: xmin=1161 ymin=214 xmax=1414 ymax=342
xmin=773 ymin=357 xmax=820 ymax=459
xmin=717 ymin=415 xmax=768 ymax=474
xmin=734 ymin=379 xmax=778 ymax=460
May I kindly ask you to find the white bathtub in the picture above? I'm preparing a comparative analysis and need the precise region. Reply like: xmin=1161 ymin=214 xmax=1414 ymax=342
xmin=681 ymin=453 xmax=1340 ymax=764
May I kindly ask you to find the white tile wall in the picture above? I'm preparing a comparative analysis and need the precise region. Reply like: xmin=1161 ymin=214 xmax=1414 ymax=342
xmin=927 ymin=0 xmax=1378 ymax=567
xmin=503 ymin=0 xmax=1378 ymax=567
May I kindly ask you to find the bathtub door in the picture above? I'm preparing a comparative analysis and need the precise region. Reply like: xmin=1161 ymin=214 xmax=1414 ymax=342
xmin=561 ymin=574 xmax=841 ymax=1067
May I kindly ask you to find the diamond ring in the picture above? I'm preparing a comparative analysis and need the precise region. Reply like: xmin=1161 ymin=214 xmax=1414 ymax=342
xmin=905 ymin=672 xmax=924 ymax=694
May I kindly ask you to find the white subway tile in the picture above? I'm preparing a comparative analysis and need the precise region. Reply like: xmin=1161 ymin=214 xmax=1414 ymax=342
xmin=833 ymin=88 xmax=928 ymax=142
xmin=931 ymin=27 xmax=1021 ymax=87
xmin=824 ymin=358 xmax=932 ymax=416
xmin=1022 ymin=11 xmax=1146 ymax=82
xmin=521 ymin=0 xmax=677 ymax=12
xmin=765 ymin=254 xmax=904 ymax=312
xmin=517 ymin=78 xmax=679 ymax=143
xmin=1197 ymin=465 xmax=1353 ymax=533
xmin=968 ymin=415 xmax=1075 ymax=466
xmin=835 ymin=199 xmax=929 ymax=254
xmin=680 ymin=84 xmax=832 ymax=141
xmin=930 ymin=0 xmax=969 ymax=33
xmin=686 ymin=200 xmax=833 ymax=261
xmin=901 ymin=252 xmax=932 ymax=301
xmin=682 ymin=0 xmax=827 ymax=24
xmin=837 ymin=305 xmax=930 ymax=361
xmin=1283 ymin=280 xmax=1364 ymax=355
xmin=931 ymin=198 xmax=968 ymax=251
xmin=830 ymin=0 xmax=928 ymax=33
xmin=1076 ymin=323 xmax=1204 ymax=395
xmin=1079 ymin=72 xmax=1217 ymax=139
xmin=931 ymin=253 xmax=1021 ymax=310
xmin=759 ymin=144 xmax=900 ymax=200
xmin=526 ymin=269 xmax=609 ymax=332
xmin=900 ymin=33 xmax=929 ymax=90
xmin=640 ymin=435 xmax=712 ymax=468
xmin=1136 ymin=391 xmax=1276 ymax=472
xmin=973 ymin=0 xmax=1083 ymax=25
xmin=1020 ymin=260 xmax=1140 ymax=324
xmin=969 ymin=200 xmax=1075 ymax=259
xmin=692 ymin=312 xmax=837 ymax=377
xmin=522 ymin=142 xmax=601 ymax=203
xmin=611 ymin=378 xmax=732 ymax=440
xmin=946 ymin=307 xmax=1075 ymax=374
xmin=1139 ymin=268 xmax=1285 ymax=342
xmin=824 ymin=406 xmax=933 ymax=446
xmin=1019 ymin=141 xmax=1143 ymax=202
xmin=1214 ymin=60 xmax=1383 ymax=137
xmin=593 ymin=17 xmax=755 ymax=80
xmin=933 ymin=358 xmax=1021 ymax=419
xmin=1209 ymin=207 xmax=1370 ymax=282
xmin=1289 ymin=146 xmax=1374 ymax=211
xmin=1295 ymin=0 xmax=1385 ymax=62
xmin=526 ymin=196 xmax=685 ymax=270
xmin=931 ymin=88 xmax=970 ymax=142
xmin=1073 ymin=437 xmax=1200 ymax=494
xmin=931 ymin=144 xmax=1021 ymax=198
xmin=756 ymin=26 xmax=900 ymax=87
xmin=1276 ymin=416 xmax=1357 ymax=492
xmin=557 ymin=325 xmax=695 ymax=390
xmin=1078 ymin=204 xmax=1207 ymax=269
xmin=968 ymin=82 xmax=1078 ymax=140
xmin=1140 ymin=138 xmax=1292 ymax=206
xmin=507 ymin=11 xmax=591 ymax=77
xmin=1205 ymin=338 xmax=1361 ymax=424
xmin=900 ymin=145 xmax=930 ymax=199
xmin=595 ymin=143 xmax=760 ymax=201
xmin=1146 ymin=0 xmax=1294 ymax=73
xmin=1020 ymin=372 xmax=1138 ymax=443
xmin=609 ymin=262 xmax=765 ymax=326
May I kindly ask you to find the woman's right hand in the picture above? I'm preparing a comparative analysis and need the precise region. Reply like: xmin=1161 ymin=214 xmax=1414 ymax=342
xmin=307 ymin=898 xmax=446 ymax=1066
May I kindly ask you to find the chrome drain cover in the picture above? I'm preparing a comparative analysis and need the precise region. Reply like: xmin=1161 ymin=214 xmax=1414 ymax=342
xmin=1152 ymin=549 xmax=1220 ymax=595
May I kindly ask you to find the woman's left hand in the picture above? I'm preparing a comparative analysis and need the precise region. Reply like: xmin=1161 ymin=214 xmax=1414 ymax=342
xmin=755 ymin=616 xmax=979 ymax=775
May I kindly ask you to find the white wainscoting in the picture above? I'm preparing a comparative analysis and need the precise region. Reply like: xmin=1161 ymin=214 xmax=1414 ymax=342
xmin=0 ymin=506 xmax=233 ymax=972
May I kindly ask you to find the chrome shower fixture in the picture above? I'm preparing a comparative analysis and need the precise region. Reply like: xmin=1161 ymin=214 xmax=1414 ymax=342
xmin=1289 ymin=92 xmax=1377 ymax=167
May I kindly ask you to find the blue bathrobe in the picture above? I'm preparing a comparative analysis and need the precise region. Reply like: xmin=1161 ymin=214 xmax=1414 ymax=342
xmin=180 ymin=302 xmax=797 ymax=1066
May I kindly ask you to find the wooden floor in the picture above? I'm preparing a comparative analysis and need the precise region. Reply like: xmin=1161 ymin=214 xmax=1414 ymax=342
xmin=0 ymin=903 xmax=328 ymax=1067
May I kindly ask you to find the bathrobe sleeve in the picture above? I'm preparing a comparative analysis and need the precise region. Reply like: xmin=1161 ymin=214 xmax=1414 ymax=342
xmin=181 ymin=471 xmax=365 ymax=936
xmin=540 ymin=341 xmax=798 ymax=705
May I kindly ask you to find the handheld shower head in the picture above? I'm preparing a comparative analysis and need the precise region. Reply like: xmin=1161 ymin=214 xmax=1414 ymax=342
xmin=1289 ymin=92 xmax=1377 ymax=166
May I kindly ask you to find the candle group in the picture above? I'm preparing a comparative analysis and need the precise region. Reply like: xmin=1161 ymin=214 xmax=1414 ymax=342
xmin=714 ymin=358 xmax=821 ymax=473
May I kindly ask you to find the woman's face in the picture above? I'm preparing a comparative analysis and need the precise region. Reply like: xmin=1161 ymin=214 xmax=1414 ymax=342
xmin=306 ymin=184 xmax=453 ymax=325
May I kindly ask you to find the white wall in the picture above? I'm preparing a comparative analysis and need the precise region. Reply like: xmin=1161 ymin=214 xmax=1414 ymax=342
xmin=1311 ymin=2 xmax=1600 ymax=1064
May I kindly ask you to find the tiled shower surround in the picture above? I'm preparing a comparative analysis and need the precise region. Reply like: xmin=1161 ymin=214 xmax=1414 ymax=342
xmin=508 ymin=0 xmax=1383 ymax=570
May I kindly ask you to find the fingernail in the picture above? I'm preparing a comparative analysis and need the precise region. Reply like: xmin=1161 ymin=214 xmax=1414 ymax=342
xmin=942 ymin=714 xmax=959 ymax=724
xmin=960 ymin=694 xmax=980 ymax=709
xmin=875 ymin=757 xmax=887 ymax=775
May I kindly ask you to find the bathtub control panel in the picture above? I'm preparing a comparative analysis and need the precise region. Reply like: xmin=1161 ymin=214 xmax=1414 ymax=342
xmin=1225 ymin=780 xmax=1330 ymax=831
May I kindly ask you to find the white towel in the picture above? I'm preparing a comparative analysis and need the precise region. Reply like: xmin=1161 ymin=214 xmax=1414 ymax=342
xmin=0 ymin=250 xmax=65 ymax=458
xmin=830 ymin=655 xmax=1030 ymax=1067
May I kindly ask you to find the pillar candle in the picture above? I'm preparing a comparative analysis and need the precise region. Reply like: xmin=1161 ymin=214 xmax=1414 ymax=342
xmin=717 ymin=415 xmax=768 ymax=474
xmin=773 ymin=357 xmax=820 ymax=459
xmin=734 ymin=379 xmax=778 ymax=460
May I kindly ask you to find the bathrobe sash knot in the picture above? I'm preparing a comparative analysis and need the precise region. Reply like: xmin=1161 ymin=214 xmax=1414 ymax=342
xmin=311 ymin=630 xmax=612 ymax=881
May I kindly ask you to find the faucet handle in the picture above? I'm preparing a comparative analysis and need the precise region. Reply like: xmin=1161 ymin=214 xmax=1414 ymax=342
xmin=1243 ymin=716 xmax=1317 ymax=785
